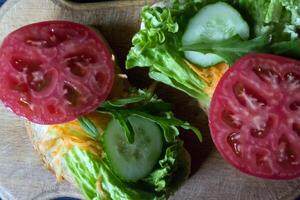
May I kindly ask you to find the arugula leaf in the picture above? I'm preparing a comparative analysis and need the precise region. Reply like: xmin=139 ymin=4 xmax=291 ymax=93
xmin=133 ymin=111 xmax=202 ymax=143
xmin=102 ymin=89 xmax=172 ymax=114
xmin=181 ymin=122 xmax=203 ymax=142
xmin=102 ymin=90 xmax=151 ymax=108
xmin=104 ymin=109 xmax=135 ymax=144
xmin=78 ymin=116 xmax=100 ymax=140
xmin=137 ymin=101 xmax=172 ymax=115
xmin=99 ymin=90 xmax=202 ymax=144
xmin=99 ymin=108 xmax=202 ymax=144
xmin=181 ymin=34 xmax=271 ymax=64
xmin=271 ymin=39 xmax=300 ymax=58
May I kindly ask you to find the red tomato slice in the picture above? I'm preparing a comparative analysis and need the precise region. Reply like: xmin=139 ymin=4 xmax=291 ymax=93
xmin=0 ymin=21 xmax=114 ymax=124
xmin=209 ymin=53 xmax=300 ymax=179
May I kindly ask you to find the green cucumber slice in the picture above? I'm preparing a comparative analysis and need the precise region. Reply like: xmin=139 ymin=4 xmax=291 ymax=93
xmin=182 ymin=2 xmax=249 ymax=67
xmin=103 ymin=115 xmax=163 ymax=182
xmin=184 ymin=51 xmax=224 ymax=68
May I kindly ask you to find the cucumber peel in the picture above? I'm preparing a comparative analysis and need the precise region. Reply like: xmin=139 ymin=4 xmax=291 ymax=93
xmin=182 ymin=2 xmax=250 ymax=67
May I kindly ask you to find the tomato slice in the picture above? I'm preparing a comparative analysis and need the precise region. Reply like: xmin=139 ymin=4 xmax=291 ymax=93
xmin=209 ymin=53 xmax=300 ymax=179
xmin=0 ymin=21 xmax=114 ymax=124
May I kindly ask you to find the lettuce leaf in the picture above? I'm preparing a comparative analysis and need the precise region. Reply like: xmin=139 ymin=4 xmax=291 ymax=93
xmin=234 ymin=0 xmax=300 ymax=40
xmin=143 ymin=141 xmax=191 ymax=194
xmin=64 ymin=147 xmax=156 ymax=200
xmin=64 ymin=142 xmax=189 ymax=200
xmin=126 ymin=4 xmax=212 ymax=110
xmin=64 ymin=90 xmax=197 ymax=200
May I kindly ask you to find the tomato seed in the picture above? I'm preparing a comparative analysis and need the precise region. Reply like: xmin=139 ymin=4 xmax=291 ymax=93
xmin=250 ymin=117 xmax=272 ymax=138
xmin=227 ymin=132 xmax=241 ymax=157
xmin=277 ymin=136 xmax=297 ymax=166
xmin=63 ymin=83 xmax=81 ymax=106
xmin=284 ymin=72 xmax=300 ymax=90
xmin=256 ymin=153 xmax=267 ymax=167
xmin=65 ymin=53 xmax=96 ymax=77
xmin=253 ymin=66 xmax=281 ymax=84
xmin=233 ymin=82 xmax=267 ymax=109
xmin=11 ymin=57 xmax=42 ymax=73
xmin=222 ymin=110 xmax=242 ymax=129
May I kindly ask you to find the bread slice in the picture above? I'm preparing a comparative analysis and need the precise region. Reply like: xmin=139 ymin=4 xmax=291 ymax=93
xmin=26 ymin=122 xmax=75 ymax=183
xmin=24 ymin=2 xmax=196 ymax=197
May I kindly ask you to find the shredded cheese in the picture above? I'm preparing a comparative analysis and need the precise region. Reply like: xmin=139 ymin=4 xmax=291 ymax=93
xmin=185 ymin=60 xmax=229 ymax=97
xmin=38 ymin=112 xmax=111 ymax=181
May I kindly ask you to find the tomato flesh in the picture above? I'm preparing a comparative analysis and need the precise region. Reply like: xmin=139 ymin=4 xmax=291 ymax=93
xmin=0 ymin=21 xmax=114 ymax=124
xmin=209 ymin=54 xmax=300 ymax=179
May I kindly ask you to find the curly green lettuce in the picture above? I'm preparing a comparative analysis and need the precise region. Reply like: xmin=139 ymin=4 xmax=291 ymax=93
xmin=126 ymin=0 xmax=300 ymax=110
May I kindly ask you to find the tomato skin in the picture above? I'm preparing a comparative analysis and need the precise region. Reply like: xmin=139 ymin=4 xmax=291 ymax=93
xmin=209 ymin=53 xmax=300 ymax=180
xmin=0 ymin=21 xmax=114 ymax=124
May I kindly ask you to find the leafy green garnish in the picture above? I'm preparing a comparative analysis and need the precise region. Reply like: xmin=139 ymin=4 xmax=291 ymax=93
xmin=105 ymin=109 xmax=135 ymax=144
xmin=181 ymin=34 xmax=271 ymax=64
xmin=78 ymin=116 xmax=100 ymax=140
xmin=271 ymin=39 xmax=300 ymax=58
xmin=102 ymin=90 xmax=151 ymax=108
xmin=98 ymin=90 xmax=202 ymax=144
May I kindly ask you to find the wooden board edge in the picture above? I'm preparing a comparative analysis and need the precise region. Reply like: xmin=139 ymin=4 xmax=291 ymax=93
xmin=53 ymin=0 xmax=157 ymax=10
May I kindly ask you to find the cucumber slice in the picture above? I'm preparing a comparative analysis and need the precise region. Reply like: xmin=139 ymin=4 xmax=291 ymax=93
xmin=182 ymin=2 xmax=249 ymax=67
xmin=103 ymin=115 xmax=163 ymax=182
xmin=184 ymin=51 xmax=224 ymax=67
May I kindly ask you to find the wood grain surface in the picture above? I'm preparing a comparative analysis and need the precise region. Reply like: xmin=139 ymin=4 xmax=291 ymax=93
xmin=0 ymin=0 xmax=300 ymax=200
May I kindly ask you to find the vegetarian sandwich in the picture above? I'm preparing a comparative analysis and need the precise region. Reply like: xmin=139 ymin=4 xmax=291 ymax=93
xmin=0 ymin=21 xmax=201 ymax=199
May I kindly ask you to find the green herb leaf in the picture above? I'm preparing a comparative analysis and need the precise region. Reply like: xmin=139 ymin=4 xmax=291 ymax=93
xmin=102 ymin=90 xmax=151 ymax=108
xmin=181 ymin=34 xmax=271 ymax=64
xmin=137 ymin=101 xmax=172 ymax=115
xmin=109 ymin=110 xmax=135 ymax=144
xmin=271 ymin=39 xmax=300 ymax=58
xmin=181 ymin=122 xmax=203 ymax=142
xmin=78 ymin=116 xmax=100 ymax=140
xmin=98 ymin=91 xmax=202 ymax=144
xmin=112 ymin=110 xmax=203 ymax=144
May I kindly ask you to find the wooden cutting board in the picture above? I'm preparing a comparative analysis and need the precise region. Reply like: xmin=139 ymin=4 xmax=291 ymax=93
xmin=0 ymin=0 xmax=300 ymax=200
